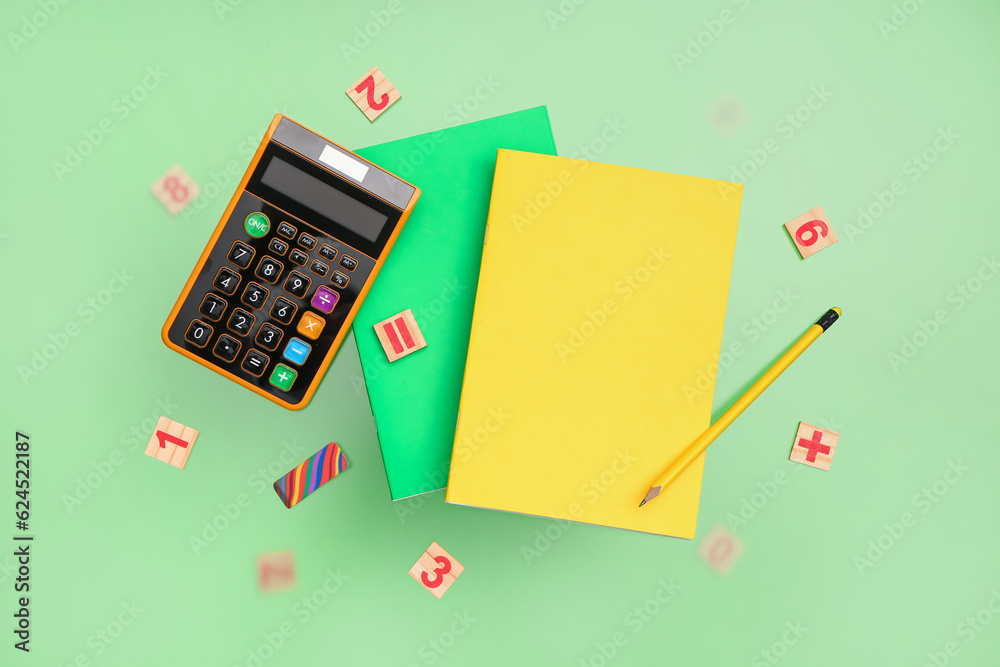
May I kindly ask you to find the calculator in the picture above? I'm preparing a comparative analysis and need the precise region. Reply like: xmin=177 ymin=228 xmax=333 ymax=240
xmin=162 ymin=115 xmax=420 ymax=410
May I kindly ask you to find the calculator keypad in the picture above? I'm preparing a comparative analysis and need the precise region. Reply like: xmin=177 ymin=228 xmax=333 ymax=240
xmin=242 ymin=350 xmax=269 ymax=377
xmin=256 ymin=256 xmax=283 ymax=284
xmin=199 ymin=294 xmax=226 ymax=321
xmin=283 ymin=271 xmax=311 ymax=299
xmin=228 ymin=308 xmax=255 ymax=336
xmin=214 ymin=268 xmax=240 ymax=295
xmin=310 ymin=260 xmax=329 ymax=277
xmin=242 ymin=282 xmax=269 ymax=309
xmin=282 ymin=338 xmax=312 ymax=366
xmin=214 ymin=335 xmax=241 ymax=363
xmin=185 ymin=320 xmax=213 ymax=347
xmin=331 ymin=271 xmax=350 ymax=289
xmin=268 ymin=238 xmax=289 ymax=256
xmin=167 ymin=192 xmax=379 ymax=406
xmin=270 ymin=298 xmax=297 ymax=325
xmin=298 ymin=233 xmax=316 ymax=250
xmin=229 ymin=242 xmax=255 ymax=268
xmin=255 ymin=323 xmax=283 ymax=351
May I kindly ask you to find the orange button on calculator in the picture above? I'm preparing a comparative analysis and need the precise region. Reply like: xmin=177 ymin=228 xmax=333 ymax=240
xmin=162 ymin=115 xmax=420 ymax=410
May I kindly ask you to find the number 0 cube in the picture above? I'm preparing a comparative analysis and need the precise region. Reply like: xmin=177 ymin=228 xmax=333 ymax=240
xmin=784 ymin=205 xmax=838 ymax=259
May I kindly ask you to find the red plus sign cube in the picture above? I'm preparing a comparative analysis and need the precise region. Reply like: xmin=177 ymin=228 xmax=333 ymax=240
xmin=789 ymin=422 xmax=839 ymax=470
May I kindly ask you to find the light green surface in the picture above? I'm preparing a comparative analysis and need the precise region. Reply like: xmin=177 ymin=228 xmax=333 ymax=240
xmin=353 ymin=107 xmax=557 ymax=501
xmin=2 ymin=1 xmax=999 ymax=665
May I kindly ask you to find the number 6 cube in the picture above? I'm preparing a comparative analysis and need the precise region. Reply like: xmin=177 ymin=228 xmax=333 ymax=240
xmin=784 ymin=205 xmax=838 ymax=259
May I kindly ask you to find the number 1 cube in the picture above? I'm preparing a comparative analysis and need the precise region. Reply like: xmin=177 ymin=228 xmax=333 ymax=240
xmin=784 ymin=205 xmax=838 ymax=259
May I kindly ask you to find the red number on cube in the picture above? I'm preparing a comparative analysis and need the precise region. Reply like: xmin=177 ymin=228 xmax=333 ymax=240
xmin=795 ymin=219 xmax=829 ymax=247
xmin=355 ymin=75 xmax=389 ymax=111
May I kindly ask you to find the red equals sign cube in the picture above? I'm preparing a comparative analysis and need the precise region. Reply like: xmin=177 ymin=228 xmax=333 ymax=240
xmin=374 ymin=308 xmax=426 ymax=362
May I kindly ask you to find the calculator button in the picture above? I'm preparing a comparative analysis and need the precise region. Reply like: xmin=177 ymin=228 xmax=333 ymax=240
xmin=268 ymin=238 xmax=289 ymax=256
xmin=241 ymin=349 xmax=269 ymax=377
xmin=241 ymin=282 xmax=269 ymax=309
xmin=289 ymin=249 xmax=308 ymax=266
xmin=244 ymin=212 xmax=270 ymax=238
xmin=255 ymin=323 xmax=283 ymax=351
xmin=199 ymin=294 xmax=227 ymax=321
xmin=213 ymin=267 xmax=240 ymax=295
xmin=331 ymin=271 xmax=350 ymax=289
xmin=269 ymin=363 xmax=297 ymax=392
xmin=227 ymin=308 xmax=255 ymax=336
xmin=310 ymin=260 xmax=329 ymax=277
xmin=228 ymin=241 xmax=255 ymax=268
xmin=339 ymin=255 xmax=358 ymax=272
xmin=270 ymin=297 xmax=297 ymax=325
xmin=283 ymin=271 xmax=311 ymax=299
xmin=282 ymin=338 xmax=312 ymax=366
xmin=310 ymin=286 xmax=339 ymax=314
xmin=319 ymin=244 xmax=337 ymax=261
xmin=298 ymin=233 xmax=316 ymax=250
xmin=213 ymin=335 xmax=241 ymax=363
xmin=184 ymin=319 xmax=213 ymax=347
xmin=255 ymin=256 xmax=284 ymax=284
xmin=296 ymin=312 xmax=326 ymax=340
xmin=277 ymin=222 xmax=297 ymax=239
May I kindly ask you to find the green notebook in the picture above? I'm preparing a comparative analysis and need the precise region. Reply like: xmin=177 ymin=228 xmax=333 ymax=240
xmin=353 ymin=107 xmax=556 ymax=500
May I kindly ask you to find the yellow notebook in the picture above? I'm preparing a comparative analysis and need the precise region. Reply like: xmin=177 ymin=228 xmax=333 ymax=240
xmin=446 ymin=150 xmax=743 ymax=539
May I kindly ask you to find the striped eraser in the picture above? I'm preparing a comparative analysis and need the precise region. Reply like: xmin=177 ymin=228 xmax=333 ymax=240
xmin=273 ymin=442 xmax=350 ymax=508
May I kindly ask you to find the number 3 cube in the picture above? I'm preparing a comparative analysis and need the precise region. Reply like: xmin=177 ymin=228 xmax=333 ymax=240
xmin=409 ymin=542 xmax=464 ymax=599
xmin=784 ymin=205 xmax=838 ymax=259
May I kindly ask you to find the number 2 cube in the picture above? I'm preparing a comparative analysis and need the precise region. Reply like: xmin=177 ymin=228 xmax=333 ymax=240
xmin=784 ymin=205 xmax=838 ymax=259
xmin=346 ymin=66 xmax=401 ymax=122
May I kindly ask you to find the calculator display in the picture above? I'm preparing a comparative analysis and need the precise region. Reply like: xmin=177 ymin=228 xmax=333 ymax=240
xmin=260 ymin=156 xmax=389 ymax=242
xmin=162 ymin=114 xmax=420 ymax=410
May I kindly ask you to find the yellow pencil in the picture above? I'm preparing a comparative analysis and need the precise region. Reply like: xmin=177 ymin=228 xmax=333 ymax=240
xmin=640 ymin=307 xmax=842 ymax=507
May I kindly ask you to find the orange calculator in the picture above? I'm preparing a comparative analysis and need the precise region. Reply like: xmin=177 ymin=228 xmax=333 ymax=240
xmin=162 ymin=115 xmax=420 ymax=410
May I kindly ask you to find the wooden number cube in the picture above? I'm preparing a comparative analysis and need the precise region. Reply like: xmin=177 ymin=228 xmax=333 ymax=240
xmin=785 ymin=206 xmax=838 ymax=258
xmin=375 ymin=308 xmax=426 ymax=362
xmin=151 ymin=165 xmax=199 ymax=215
xmin=409 ymin=542 xmax=464 ymax=598
xmin=697 ymin=525 xmax=744 ymax=575
xmin=256 ymin=550 xmax=296 ymax=593
xmin=789 ymin=421 xmax=839 ymax=471
xmin=705 ymin=93 xmax=749 ymax=139
xmin=346 ymin=66 xmax=401 ymax=121
xmin=144 ymin=416 xmax=198 ymax=469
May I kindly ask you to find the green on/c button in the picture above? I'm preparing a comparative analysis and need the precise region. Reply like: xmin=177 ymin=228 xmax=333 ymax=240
xmin=245 ymin=212 xmax=270 ymax=238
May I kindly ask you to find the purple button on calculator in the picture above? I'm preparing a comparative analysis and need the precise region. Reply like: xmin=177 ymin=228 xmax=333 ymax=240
xmin=311 ymin=286 xmax=339 ymax=314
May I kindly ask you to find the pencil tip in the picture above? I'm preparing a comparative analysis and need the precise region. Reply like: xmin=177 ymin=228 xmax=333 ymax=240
xmin=639 ymin=500 xmax=646 ymax=507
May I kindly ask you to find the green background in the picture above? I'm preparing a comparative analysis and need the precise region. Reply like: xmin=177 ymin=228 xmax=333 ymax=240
xmin=2 ymin=0 xmax=998 ymax=665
